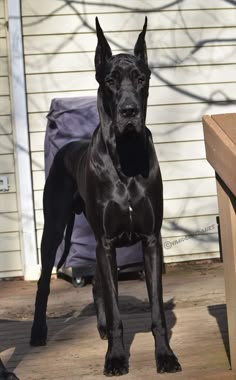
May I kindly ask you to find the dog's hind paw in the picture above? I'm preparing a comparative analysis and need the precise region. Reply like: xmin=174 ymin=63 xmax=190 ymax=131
xmin=30 ymin=323 xmax=48 ymax=346
xmin=104 ymin=356 xmax=128 ymax=377
xmin=156 ymin=353 xmax=182 ymax=373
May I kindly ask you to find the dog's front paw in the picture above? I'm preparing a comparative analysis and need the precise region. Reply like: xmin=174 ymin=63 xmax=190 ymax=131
xmin=30 ymin=323 xmax=48 ymax=346
xmin=104 ymin=355 xmax=128 ymax=377
xmin=156 ymin=352 xmax=182 ymax=373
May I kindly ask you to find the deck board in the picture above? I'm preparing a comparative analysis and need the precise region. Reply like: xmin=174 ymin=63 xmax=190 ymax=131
xmin=0 ymin=263 xmax=235 ymax=379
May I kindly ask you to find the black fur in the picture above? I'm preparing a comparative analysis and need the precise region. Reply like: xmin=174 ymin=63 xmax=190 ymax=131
xmin=30 ymin=17 xmax=181 ymax=376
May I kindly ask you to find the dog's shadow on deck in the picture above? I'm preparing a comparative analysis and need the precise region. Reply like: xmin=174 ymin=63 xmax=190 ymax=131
xmin=80 ymin=295 xmax=177 ymax=358
xmin=0 ymin=290 xmax=177 ymax=374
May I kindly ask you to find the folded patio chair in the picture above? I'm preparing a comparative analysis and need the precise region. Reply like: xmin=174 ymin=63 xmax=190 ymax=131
xmin=45 ymin=97 xmax=143 ymax=286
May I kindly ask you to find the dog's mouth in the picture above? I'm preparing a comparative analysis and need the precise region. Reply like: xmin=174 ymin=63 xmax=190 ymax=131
xmin=116 ymin=118 xmax=143 ymax=137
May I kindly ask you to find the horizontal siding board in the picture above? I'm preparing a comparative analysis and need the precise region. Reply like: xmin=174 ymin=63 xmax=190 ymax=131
xmin=0 ymin=135 xmax=13 ymax=154
xmin=0 ymin=96 xmax=11 ymax=115
xmin=0 ymin=115 xmax=12 ymax=134
xmin=147 ymin=103 xmax=236 ymax=125
xmin=160 ymin=160 xmax=214 ymax=180
xmin=156 ymin=141 xmax=206 ymax=162
xmin=35 ymin=210 xmax=43 ymax=229
xmin=24 ymin=45 xmax=236 ymax=74
xmin=30 ymin=132 xmax=206 ymax=161
xmin=36 ymin=214 xmax=219 ymax=243
xmin=25 ymin=76 xmax=236 ymax=114
xmin=0 ymin=212 xmax=19 ymax=233
xmin=26 ymin=72 xmax=97 ymax=94
xmin=164 ymin=196 xmax=218 ymax=219
xmin=162 ymin=214 xmax=218 ymax=238
xmin=32 ymin=170 xmax=45 ymax=190
xmin=0 ymin=251 xmax=22 ymax=272
xmin=164 ymin=251 xmax=219 ymax=263
xmin=154 ymin=64 xmax=236 ymax=87
xmin=35 ymin=195 xmax=218 ymax=230
xmin=163 ymin=178 xmax=217 ymax=200
xmin=23 ymin=27 xmax=236 ymax=55
xmin=0 ymin=231 xmax=20 ymax=252
xmin=163 ymin=232 xmax=219 ymax=255
xmin=149 ymin=82 xmax=236 ymax=106
xmin=0 ymin=57 xmax=8 ymax=76
xmin=21 ymin=0 xmax=236 ymax=16
xmin=0 ymin=23 xmax=6 ymax=39
xmin=28 ymin=110 xmax=205 ymax=143
xmin=22 ymin=10 xmax=236 ymax=36
xmin=151 ymin=122 xmax=204 ymax=143
xmin=26 ymin=94 xmax=236 ymax=124
xmin=27 ymin=90 xmax=97 ymax=113
xmin=29 ymin=120 xmax=205 ymax=144
xmin=31 ymin=157 xmax=215 ymax=181
xmin=30 ymin=131 xmax=45 ymax=152
xmin=0 ymin=37 xmax=7 ymax=57
xmin=25 ymin=62 xmax=236 ymax=89
xmin=0 ymin=77 xmax=9 ymax=95
xmin=28 ymin=112 xmax=48 ymax=132
xmin=31 ymin=151 xmax=44 ymax=171
xmin=35 ymin=231 xmax=219 ymax=257
xmin=0 ymin=193 xmax=18 ymax=212
xmin=25 ymin=71 xmax=236 ymax=97
xmin=32 ymin=157 xmax=214 ymax=180
xmin=34 ymin=190 xmax=43 ymax=210
xmin=0 ymin=134 xmax=14 ymax=154
xmin=33 ymin=177 xmax=217 ymax=211
xmin=35 ymin=232 xmax=219 ymax=257
xmin=0 ymin=154 xmax=15 ymax=174
xmin=35 ymin=213 xmax=219 ymax=245
xmin=0 ymin=0 xmax=4 ymax=16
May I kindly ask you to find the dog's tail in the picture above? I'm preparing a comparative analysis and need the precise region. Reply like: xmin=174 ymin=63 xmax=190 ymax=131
xmin=56 ymin=213 xmax=75 ymax=271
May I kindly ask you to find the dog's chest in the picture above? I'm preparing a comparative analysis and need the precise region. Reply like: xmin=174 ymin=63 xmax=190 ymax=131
xmin=102 ymin=178 xmax=155 ymax=242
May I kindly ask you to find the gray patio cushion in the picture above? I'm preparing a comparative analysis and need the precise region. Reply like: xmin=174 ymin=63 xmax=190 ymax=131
xmin=45 ymin=96 xmax=143 ymax=271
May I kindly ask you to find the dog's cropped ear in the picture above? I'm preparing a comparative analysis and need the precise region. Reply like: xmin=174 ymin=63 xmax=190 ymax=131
xmin=134 ymin=16 xmax=148 ymax=64
xmin=95 ymin=17 xmax=112 ymax=68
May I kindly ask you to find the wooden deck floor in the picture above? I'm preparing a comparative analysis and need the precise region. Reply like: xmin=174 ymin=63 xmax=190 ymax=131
xmin=0 ymin=262 xmax=235 ymax=379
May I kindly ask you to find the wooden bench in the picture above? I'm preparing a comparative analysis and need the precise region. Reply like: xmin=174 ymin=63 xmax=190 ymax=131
xmin=203 ymin=113 xmax=236 ymax=376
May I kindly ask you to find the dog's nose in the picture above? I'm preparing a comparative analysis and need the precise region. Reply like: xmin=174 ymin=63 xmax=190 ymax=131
xmin=120 ymin=104 xmax=139 ymax=118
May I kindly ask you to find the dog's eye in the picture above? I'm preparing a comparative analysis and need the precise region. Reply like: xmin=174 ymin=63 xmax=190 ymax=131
xmin=105 ymin=78 xmax=115 ymax=87
xmin=138 ymin=76 xmax=145 ymax=85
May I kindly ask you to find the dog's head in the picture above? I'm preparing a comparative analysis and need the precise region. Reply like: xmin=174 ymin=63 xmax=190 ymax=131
xmin=95 ymin=17 xmax=151 ymax=138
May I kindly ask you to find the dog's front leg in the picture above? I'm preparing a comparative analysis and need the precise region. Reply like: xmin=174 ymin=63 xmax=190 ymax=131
xmin=96 ymin=241 xmax=128 ymax=376
xmin=142 ymin=234 xmax=182 ymax=373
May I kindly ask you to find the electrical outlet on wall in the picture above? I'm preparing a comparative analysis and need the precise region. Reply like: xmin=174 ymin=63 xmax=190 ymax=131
xmin=0 ymin=176 xmax=9 ymax=192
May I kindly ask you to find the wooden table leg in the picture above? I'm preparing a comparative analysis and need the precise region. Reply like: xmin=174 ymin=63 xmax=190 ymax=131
xmin=216 ymin=176 xmax=236 ymax=371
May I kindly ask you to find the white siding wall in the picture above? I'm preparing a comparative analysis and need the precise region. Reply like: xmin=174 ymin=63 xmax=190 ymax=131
xmin=21 ymin=0 xmax=236 ymax=263
xmin=0 ymin=0 xmax=22 ymax=277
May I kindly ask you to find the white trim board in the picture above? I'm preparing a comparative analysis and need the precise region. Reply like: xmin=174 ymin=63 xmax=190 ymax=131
xmin=6 ymin=0 xmax=39 ymax=280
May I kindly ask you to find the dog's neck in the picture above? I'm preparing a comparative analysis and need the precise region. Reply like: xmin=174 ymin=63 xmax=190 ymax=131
xmin=97 ymin=94 xmax=149 ymax=178
xmin=115 ymin=132 xmax=149 ymax=178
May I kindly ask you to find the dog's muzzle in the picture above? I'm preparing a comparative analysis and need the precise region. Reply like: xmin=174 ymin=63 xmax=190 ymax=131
xmin=117 ymin=103 xmax=143 ymax=135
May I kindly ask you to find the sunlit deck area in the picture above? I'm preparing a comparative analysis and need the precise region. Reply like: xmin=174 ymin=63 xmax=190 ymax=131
xmin=0 ymin=262 xmax=235 ymax=380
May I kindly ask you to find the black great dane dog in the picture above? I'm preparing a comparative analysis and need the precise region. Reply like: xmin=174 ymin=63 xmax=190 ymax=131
xmin=30 ymin=18 xmax=181 ymax=376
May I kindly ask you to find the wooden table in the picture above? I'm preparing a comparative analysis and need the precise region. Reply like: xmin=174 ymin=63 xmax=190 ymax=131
xmin=203 ymin=113 xmax=236 ymax=372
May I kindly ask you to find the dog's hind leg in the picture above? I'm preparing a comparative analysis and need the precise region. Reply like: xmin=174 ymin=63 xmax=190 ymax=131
xmin=93 ymin=266 xmax=107 ymax=340
xmin=142 ymin=234 xmax=182 ymax=373
xmin=30 ymin=163 xmax=77 ymax=346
